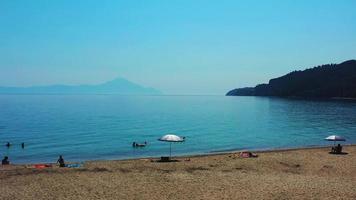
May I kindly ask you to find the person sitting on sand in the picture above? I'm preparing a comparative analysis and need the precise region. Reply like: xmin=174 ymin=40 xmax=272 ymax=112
xmin=336 ymin=144 xmax=342 ymax=153
xmin=57 ymin=155 xmax=65 ymax=167
xmin=332 ymin=144 xmax=343 ymax=154
xmin=239 ymin=151 xmax=258 ymax=158
xmin=2 ymin=156 xmax=9 ymax=165
xmin=331 ymin=146 xmax=335 ymax=152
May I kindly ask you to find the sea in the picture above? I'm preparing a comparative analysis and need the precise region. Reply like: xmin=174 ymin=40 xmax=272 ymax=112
xmin=0 ymin=95 xmax=355 ymax=164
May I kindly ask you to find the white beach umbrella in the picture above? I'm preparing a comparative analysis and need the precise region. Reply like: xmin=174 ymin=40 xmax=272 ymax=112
xmin=158 ymin=134 xmax=185 ymax=158
xmin=324 ymin=135 xmax=346 ymax=146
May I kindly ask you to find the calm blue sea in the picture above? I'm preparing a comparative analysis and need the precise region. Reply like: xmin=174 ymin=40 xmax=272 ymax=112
xmin=0 ymin=95 xmax=356 ymax=164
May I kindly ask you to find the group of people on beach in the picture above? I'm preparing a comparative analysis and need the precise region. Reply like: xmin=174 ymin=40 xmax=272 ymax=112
xmin=2 ymin=142 xmax=25 ymax=165
xmin=1 ymin=142 xmax=25 ymax=165
xmin=1 ymin=155 xmax=66 ymax=167
xmin=0 ymin=136 xmax=88 ymax=169
xmin=2 ymin=140 xmax=74 ymax=168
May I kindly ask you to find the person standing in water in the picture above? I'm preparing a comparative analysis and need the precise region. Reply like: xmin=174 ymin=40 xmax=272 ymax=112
xmin=57 ymin=155 xmax=65 ymax=167
xmin=21 ymin=143 xmax=25 ymax=149
xmin=5 ymin=142 xmax=10 ymax=148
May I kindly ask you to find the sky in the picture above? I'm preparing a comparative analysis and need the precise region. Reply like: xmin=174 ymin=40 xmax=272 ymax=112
xmin=0 ymin=0 xmax=355 ymax=95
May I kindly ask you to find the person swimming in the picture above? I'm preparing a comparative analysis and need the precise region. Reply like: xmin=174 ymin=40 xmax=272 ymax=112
xmin=132 ymin=141 xmax=147 ymax=147
xmin=57 ymin=155 xmax=65 ymax=167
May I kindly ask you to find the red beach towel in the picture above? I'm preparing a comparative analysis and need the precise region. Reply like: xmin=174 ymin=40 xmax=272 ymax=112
xmin=34 ymin=164 xmax=52 ymax=169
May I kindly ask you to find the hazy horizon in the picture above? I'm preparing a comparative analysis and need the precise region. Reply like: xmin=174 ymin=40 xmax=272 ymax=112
xmin=1 ymin=0 xmax=356 ymax=95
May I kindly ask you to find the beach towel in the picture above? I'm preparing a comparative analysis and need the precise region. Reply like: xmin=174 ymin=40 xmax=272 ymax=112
xmin=34 ymin=164 xmax=52 ymax=169
xmin=65 ymin=163 xmax=84 ymax=168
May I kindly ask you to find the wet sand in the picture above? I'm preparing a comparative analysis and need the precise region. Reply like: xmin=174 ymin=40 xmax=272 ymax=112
xmin=1 ymin=145 xmax=355 ymax=200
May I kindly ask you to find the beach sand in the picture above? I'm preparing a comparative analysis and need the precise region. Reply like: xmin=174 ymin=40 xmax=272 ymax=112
xmin=1 ymin=146 xmax=355 ymax=200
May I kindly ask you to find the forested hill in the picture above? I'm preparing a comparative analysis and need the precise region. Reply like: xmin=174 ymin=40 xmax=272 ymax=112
xmin=226 ymin=60 xmax=356 ymax=98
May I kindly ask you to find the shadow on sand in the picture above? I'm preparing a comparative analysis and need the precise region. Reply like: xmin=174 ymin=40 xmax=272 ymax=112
xmin=154 ymin=159 xmax=181 ymax=163
xmin=328 ymin=152 xmax=348 ymax=155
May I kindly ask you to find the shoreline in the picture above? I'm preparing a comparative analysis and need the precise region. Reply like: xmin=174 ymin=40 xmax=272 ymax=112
xmin=227 ymin=95 xmax=356 ymax=101
xmin=4 ymin=143 xmax=355 ymax=166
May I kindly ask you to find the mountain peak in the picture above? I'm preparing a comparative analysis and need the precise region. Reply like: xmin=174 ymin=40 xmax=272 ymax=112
xmin=108 ymin=77 xmax=129 ymax=82
xmin=0 ymin=77 xmax=161 ymax=95
xmin=103 ymin=77 xmax=132 ymax=85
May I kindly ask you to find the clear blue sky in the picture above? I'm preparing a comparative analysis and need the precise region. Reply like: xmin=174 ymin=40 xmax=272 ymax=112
xmin=0 ymin=0 xmax=355 ymax=95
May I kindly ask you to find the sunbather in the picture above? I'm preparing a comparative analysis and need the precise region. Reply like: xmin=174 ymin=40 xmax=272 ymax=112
xmin=239 ymin=151 xmax=258 ymax=158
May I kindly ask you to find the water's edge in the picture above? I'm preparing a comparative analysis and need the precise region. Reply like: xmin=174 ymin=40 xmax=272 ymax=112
xmin=11 ymin=143 xmax=354 ymax=165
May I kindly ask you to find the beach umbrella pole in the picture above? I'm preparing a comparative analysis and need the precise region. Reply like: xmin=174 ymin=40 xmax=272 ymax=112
xmin=159 ymin=134 xmax=185 ymax=160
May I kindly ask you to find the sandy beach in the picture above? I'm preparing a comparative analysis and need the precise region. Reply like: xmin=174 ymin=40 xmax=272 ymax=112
xmin=1 ymin=145 xmax=355 ymax=200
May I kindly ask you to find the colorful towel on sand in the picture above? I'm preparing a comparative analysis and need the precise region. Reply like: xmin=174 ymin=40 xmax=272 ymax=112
xmin=34 ymin=164 xmax=52 ymax=169
xmin=65 ymin=163 xmax=84 ymax=168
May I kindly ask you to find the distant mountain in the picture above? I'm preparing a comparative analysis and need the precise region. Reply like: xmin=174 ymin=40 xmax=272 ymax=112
xmin=0 ymin=78 xmax=162 ymax=95
xmin=226 ymin=60 xmax=356 ymax=98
